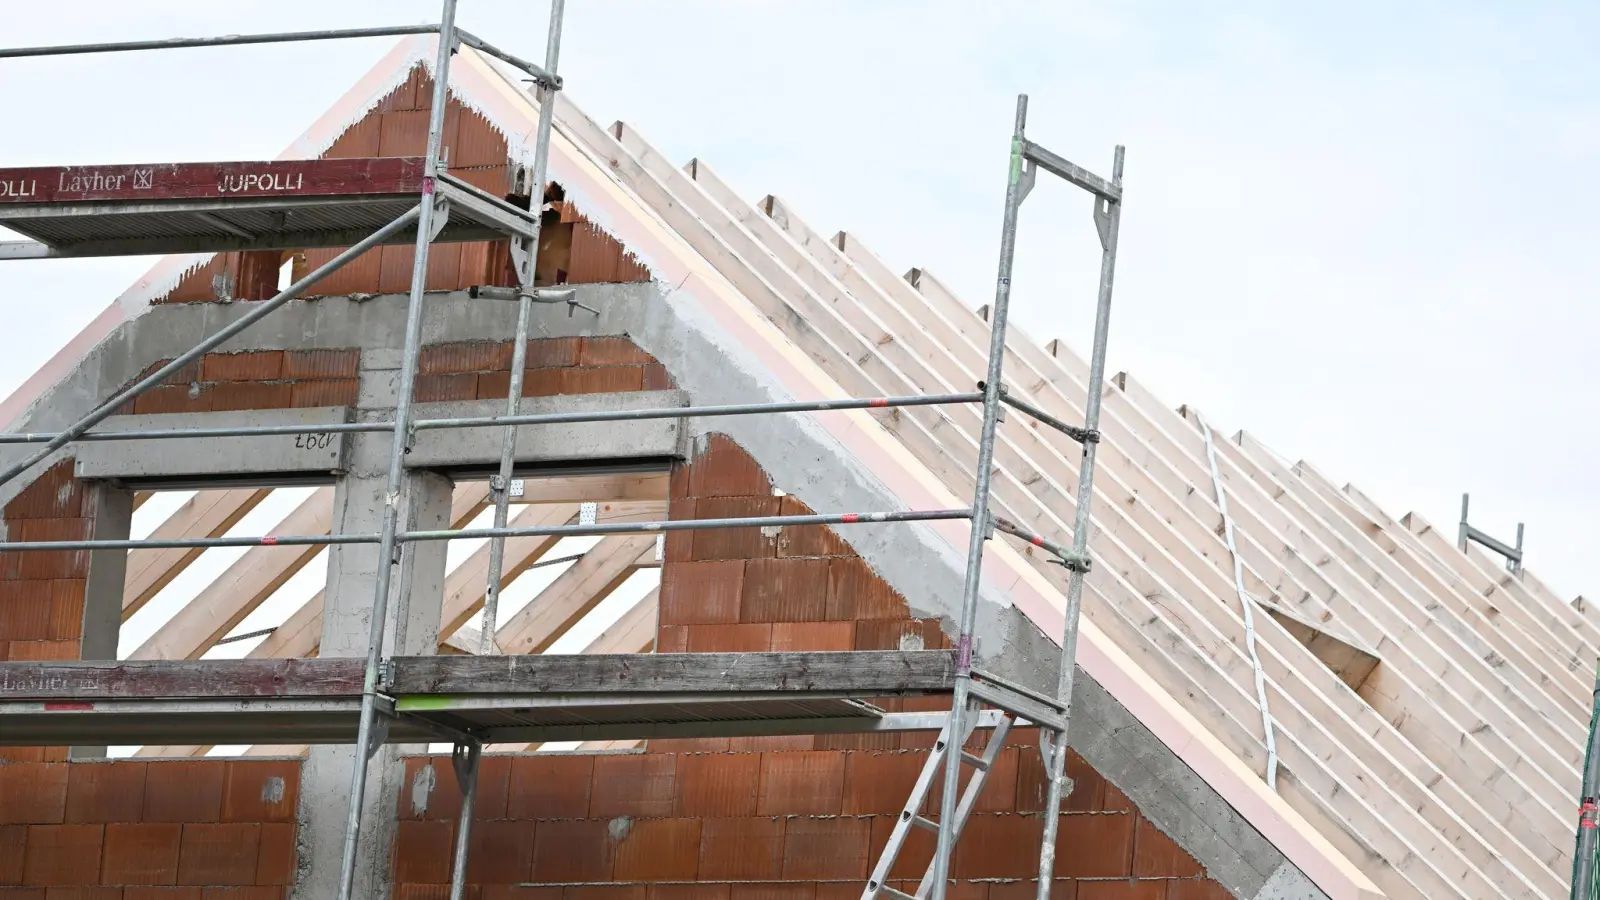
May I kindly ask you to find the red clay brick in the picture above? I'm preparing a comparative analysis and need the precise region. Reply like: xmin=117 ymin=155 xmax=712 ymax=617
xmin=0 ymin=824 xmax=25 ymax=883
xmin=133 ymin=386 xmax=212 ymax=416
xmin=951 ymin=815 xmax=1039 ymax=879
xmin=11 ymin=519 xmax=91 ymax=542
xmin=775 ymin=497 xmax=852 ymax=558
xmin=0 ymin=581 xmax=52 ymax=641
xmin=1162 ymin=880 xmax=1229 ymax=900
xmin=561 ymin=366 xmax=644 ymax=395
xmin=282 ymin=349 xmax=359 ymax=380
xmin=65 ymin=762 xmax=147 ymax=824
xmin=40 ymin=889 xmax=123 ymax=900
xmin=46 ymin=580 xmax=85 ymax=642
xmin=1012 ymin=748 xmax=1100 ymax=813
xmin=648 ymin=887 xmax=728 ymax=900
xmin=1102 ymin=782 xmax=1133 ymax=813
xmin=1054 ymin=812 xmax=1134 ymax=879
xmin=3 ymin=641 xmax=78 ymax=661
xmin=590 ymin=754 xmax=676 ymax=817
xmin=781 ymin=816 xmax=870 ymax=880
xmin=770 ymin=621 xmax=855 ymax=652
xmin=685 ymin=623 xmax=771 ymax=653
xmin=420 ymin=342 xmax=513 ymax=375
xmin=394 ymin=819 xmax=453 ymax=884
xmin=483 ymin=889 xmax=562 ymax=900
xmin=200 ymin=352 xmax=283 ymax=382
xmin=1075 ymin=883 xmax=1163 ymax=900
xmin=1133 ymin=815 xmax=1203 ymax=878
xmin=658 ymin=560 xmax=743 ymax=626
xmin=656 ymin=625 xmax=689 ymax=653
xmin=24 ymin=824 xmax=103 ymax=885
xmin=757 ymin=752 xmax=844 ymax=815
xmin=613 ymin=817 xmax=701 ymax=881
xmin=254 ymin=823 xmax=295 ymax=885
xmin=0 ymin=762 xmax=68 ymax=823
xmin=688 ymin=493 xmax=780 ymax=557
xmin=123 ymin=890 xmax=201 ymax=900
xmin=0 ymin=890 xmax=44 ymax=900
xmin=562 ymin=888 xmax=644 ymax=900
xmin=686 ymin=436 xmax=771 ymax=499
xmin=739 ymin=558 xmax=829 ymax=623
xmin=968 ymin=748 xmax=1019 ymax=814
xmin=579 ymin=337 xmax=656 ymax=367
xmin=530 ymin=819 xmax=614 ymax=883
xmin=143 ymin=762 xmax=224 ymax=823
xmin=412 ymin=374 xmax=478 ymax=403
xmin=674 ymin=753 xmax=760 ymax=817
xmin=422 ymin=754 xmax=512 ymax=821
xmin=727 ymin=886 xmax=813 ymax=900
xmin=289 ymin=379 xmax=358 ymax=408
xmin=221 ymin=761 xmax=298 ymax=823
xmin=197 ymin=890 xmax=283 ymax=900
xmin=867 ymin=814 xmax=933 ymax=881
xmin=5 ymin=463 xmax=84 ymax=520
xmin=520 ymin=369 xmax=567 ymax=397
xmin=695 ymin=816 xmax=784 ymax=880
xmin=465 ymin=819 xmax=535 ymax=883
xmin=101 ymin=823 xmax=181 ymax=885
xmin=205 ymin=381 xmax=293 ymax=412
xmin=176 ymin=823 xmax=260 ymax=885
xmin=641 ymin=363 xmax=673 ymax=391
xmin=524 ymin=338 xmax=581 ymax=368
xmin=854 ymin=619 xmax=942 ymax=651
xmin=507 ymin=755 xmax=594 ymax=819
xmin=842 ymin=751 xmax=926 ymax=814
xmin=827 ymin=557 xmax=908 ymax=621
xmin=727 ymin=736 xmax=814 ymax=753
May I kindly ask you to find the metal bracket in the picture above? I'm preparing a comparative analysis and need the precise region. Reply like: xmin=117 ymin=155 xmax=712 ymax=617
xmin=450 ymin=739 xmax=482 ymax=789
xmin=1017 ymin=160 xmax=1037 ymax=205
xmin=428 ymin=196 xmax=451 ymax=243
xmin=1093 ymin=197 xmax=1113 ymax=251
xmin=364 ymin=697 xmax=393 ymax=760
xmin=1051 ymin=553 xmax=1092 ymax=574
xmin=508 ymin=235 xmax=534 ymax=288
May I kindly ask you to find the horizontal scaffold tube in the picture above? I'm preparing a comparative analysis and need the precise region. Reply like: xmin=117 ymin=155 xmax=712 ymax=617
xmin=0 ymin=392 xmax=984 ymax=445
xmin=0 ymin=509 xmax=972 ymax=553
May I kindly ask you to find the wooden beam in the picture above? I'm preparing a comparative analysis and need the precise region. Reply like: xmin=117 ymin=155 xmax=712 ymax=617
xmin=0 ymin=658 xmax=365 ymax=698
xmin=130 ymin=487 xmax=334 ymax=661
xmin=581 ymin=586 xmax=658 ymax=656
xmin=123 ymin=488 xmax=271 ymax=618
xmin=494 ymin=533 xmax=656 ymax=656
xmin=438 ymin=503 xmax=576 ymax=640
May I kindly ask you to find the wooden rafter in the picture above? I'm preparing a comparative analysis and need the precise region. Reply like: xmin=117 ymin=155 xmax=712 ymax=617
xmin=123 ymin=488 xmax=270 ymax=618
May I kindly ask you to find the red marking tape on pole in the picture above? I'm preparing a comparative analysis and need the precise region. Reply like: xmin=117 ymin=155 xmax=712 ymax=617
xmin=1031 ymin=536 xmax=1045 ymax=547
xmin=260 ymin=536 xmax=279 ymax=546
xmin=869 ymin=398 xmax=888 ymax=408
xmin=840 ymin=514 xmax=860 ymax=524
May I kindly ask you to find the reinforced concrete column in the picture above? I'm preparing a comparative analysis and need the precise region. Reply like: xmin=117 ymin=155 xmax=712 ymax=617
xmin=73 ymin=481 xmax=132 ymax=760
xmin=295 ymin=347 xmax=453 ymax=900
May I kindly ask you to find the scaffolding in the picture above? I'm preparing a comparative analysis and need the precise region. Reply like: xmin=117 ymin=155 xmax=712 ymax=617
xmin=0 ymin=5 xmax=1125 ymax=900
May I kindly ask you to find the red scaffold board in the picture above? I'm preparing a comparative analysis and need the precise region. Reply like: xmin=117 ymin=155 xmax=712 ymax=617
xmin=0 ymin=157 xmax=427 ymax=205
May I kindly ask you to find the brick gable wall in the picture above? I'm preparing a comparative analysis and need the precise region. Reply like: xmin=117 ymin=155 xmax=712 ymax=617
xmin=395 ymin=435 xmax=1229 ymax=900
xmin=155 ymin=66 xmax=648 ymax=306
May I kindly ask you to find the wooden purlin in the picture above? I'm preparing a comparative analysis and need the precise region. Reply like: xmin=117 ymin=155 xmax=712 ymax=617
xmin=547 ymin=108 xmax=1586 ymax=899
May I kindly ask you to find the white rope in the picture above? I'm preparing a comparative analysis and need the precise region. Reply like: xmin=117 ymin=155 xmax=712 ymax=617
xmin=1196 ymin=411 xmax=1279 ymax=789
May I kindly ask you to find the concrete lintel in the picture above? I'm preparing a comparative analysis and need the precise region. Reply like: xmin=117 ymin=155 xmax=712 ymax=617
xmin=404 ymin=391 xmax=685 ymax=470
xmin=73 ymin=407 xmax=351 ymax=480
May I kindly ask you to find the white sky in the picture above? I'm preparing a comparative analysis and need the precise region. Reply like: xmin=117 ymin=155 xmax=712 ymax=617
xmin=1 ymin=0 xmax=1594 ymax=602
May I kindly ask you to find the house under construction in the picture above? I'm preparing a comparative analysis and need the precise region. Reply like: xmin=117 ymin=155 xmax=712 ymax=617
xmin=0 ymin=7 xmax=1591 ymax=900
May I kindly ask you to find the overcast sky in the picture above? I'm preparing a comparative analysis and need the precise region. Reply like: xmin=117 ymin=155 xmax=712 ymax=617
xmin=2 ymin=1 xmax=1595 ymax=600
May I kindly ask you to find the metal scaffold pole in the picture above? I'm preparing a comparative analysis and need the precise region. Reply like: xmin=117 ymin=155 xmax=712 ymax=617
xmin=336 ymin=1 xmax=460 ymax=897
xmin=480 ymin=0 xmax=567 ymax=656
xmin=929 ymin=93 xmax=1032 ymax=900
xmin=1034 ymin=143 xmax=1123 ymax=900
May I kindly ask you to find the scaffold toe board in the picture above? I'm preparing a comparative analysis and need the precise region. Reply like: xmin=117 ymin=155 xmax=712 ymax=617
xmin=0 ymin=157 xmax=535 ymax=259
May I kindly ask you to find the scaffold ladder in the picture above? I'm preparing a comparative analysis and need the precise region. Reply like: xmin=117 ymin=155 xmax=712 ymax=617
xmin=861 ymin=94 xmax=1126 ymax=900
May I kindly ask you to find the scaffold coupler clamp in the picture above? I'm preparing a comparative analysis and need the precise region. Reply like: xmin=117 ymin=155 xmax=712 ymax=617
xmin=1054 ymin=552 xmax=1092 ymax=574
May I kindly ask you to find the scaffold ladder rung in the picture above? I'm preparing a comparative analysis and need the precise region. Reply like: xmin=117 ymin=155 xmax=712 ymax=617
xmin=861 ymin=703 xmax=1016 ymax=900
